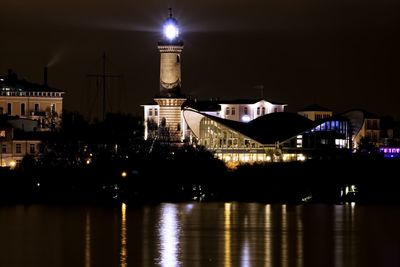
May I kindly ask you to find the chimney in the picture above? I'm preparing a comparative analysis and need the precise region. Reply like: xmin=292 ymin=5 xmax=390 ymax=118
xmin=43 ymin=67 xmax=48 ymax=87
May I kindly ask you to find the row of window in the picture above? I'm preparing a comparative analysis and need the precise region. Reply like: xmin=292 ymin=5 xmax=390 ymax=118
xmin=0 ymin=90 xmax=62 ymax=97
xmin=365 ymin=120 xmax=379 ymax=129
xmin=315 ymin=114 xmax=331 ymax=120
xmin=257 ymin=107 xmax=266 ymax=115
xmin=2 ymin=143 xmax=36 ymax=154
xmin=310 ymin=120 xmax=349 ymax=134
xmin=366 ymin=131 xmax=379 ymax=142
xmin=148 ymin=108 xmax=158 ymax=117
xmin=225 ymin=107 xmax=236 ymax=115
xmin=0 ymin=103 xmax=55 ymax=116
xmin=225 ymin=106 xmax=279 ymax=116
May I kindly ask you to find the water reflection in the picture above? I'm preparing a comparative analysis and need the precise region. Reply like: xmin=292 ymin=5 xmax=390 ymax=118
xmin=120 ymin=203 xmax=127 ymax=267
xmin=224 ymin=203 xmax=232 ymax=267
xmin=142 ymin=207 xmax=150 ymax=267
xmin=85 ymin=210 xmax=91 ymax=267
xmin=281 ymin=205 xmax=288 ymax=267
xmin=334 ymin=203 xmax=357 ymax=267
xmin=296 ymin=206 xmax=303 ymax=267
xmin=0 ymin=203 xmax=373 ymax=267
xmin=265 ymin=205 xmax=272 ymax=267
xmin=349 ymin=203 xmax=356 ymax=267
xmin=241 ymin=239 xmax=250 ymax=267
xmin=158 ymin=203 xmax=181 ymax=267
xmin=334 ymin=205 xmax=344 ymax=267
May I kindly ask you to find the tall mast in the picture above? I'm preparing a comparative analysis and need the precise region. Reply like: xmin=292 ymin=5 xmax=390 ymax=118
xmin=87 ymin=52 xmax=122 ymax=120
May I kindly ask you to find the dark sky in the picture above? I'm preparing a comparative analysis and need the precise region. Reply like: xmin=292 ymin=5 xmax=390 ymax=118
xmin=2 ymin=0 xmax=400 ymax=119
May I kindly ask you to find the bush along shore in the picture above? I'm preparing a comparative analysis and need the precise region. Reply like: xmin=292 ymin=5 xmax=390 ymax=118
xmin=2 ymin=148 xmax=400 ymax=205
xmin=2 ymin=112 xmax=399 ymax=205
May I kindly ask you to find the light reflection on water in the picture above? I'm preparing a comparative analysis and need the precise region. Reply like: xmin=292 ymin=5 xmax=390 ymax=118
xmin=158 ymin=203 xmax=181 ymax=267
xmin=224 ymin=203 xmax=231 ymax=267
xmin=120 ymin=203 xmax=127 ymax=267
xmin=281 ymin=204 xmax=288 ymax=267
xmin=296 ymin=206 xmax=303 ymax=267
xmin=265 ymin=204 xmax=272 ymax=267
xmin=2 ymin=203 xmax=398 ymax=267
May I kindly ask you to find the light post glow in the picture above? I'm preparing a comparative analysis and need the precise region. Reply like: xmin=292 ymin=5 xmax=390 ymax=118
xmin=164 ymin=23 xmax=179 ymax=40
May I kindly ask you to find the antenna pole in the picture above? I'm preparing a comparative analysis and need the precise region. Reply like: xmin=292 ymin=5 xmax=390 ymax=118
xmin=102 ymin=52 xmax=106 ymax=120
xmin=86 ymin=53 xmax=122 ymax=121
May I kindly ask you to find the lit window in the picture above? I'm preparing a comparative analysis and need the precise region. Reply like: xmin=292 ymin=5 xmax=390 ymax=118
xmin=226 ymin=107 xmax=230 ymax=115
xmin=231 ymin=107 xmax=235 ymax=115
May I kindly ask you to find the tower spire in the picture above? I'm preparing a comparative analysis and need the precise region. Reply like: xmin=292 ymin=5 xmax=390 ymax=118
xmin=169 ymin=7 xmax=173 ymax=18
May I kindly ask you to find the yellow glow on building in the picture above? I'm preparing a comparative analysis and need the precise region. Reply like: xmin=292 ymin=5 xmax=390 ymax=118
xmin=9 ymin=160 xmax=16 ymax=169
xmin=297 ymin=154 xmax=306 ymax=161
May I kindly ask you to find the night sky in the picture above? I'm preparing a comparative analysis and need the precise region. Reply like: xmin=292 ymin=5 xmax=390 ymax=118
xmin=2 ymin=0 xmax=400 ymax=119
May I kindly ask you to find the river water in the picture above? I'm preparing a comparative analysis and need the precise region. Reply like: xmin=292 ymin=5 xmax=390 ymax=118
xmin=1 ymin=203 xmax=400 ymax=267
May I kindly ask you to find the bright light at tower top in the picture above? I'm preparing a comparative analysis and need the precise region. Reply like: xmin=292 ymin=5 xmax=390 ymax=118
xmin=163 ymin=8 xmax=179 ymax=41
xmin=164 ymin=23 xmax=179 ymax=40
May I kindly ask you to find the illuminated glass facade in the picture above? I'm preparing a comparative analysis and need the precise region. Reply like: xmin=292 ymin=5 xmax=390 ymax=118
xmin=185 ymin=108 xmax=353 ymax=163
xmin=198 ymin=117 xmax=275 ymax=162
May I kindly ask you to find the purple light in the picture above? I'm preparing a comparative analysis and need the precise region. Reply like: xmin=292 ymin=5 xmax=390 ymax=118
xmin=380 ymin=147 xmax=400 ymax=158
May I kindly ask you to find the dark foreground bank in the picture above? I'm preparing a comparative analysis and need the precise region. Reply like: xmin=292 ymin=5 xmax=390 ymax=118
xmin=0 ymin=157 xmax=399 ymax=204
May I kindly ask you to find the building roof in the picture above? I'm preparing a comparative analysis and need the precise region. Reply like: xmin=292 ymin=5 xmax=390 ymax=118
xmin=142 ymin=100 xmax=159 ymax=106
xmin=0 ymin=117 xmax=12 ymax=128
xmin=298 ymin=104 xmax=331 ymax=112
xmin=13 ymin=129 xmax=49 ymax=141
xmin=183 ymin=109 xmax=315 ymax=145
xmin=221 ymin=112 xmax=315 ymax=144
xmin=183 ymin=98 xmax=286 ymax=112
xmin=184 ymin=100 xmax=221 ymax=112
xmin=218 ymin=98 xmax=286 ymax=105
xmin=0 ymin=71 xmax=64 ymax=93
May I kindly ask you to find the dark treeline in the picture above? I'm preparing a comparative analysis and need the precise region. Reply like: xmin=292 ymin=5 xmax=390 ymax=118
xmin=1 ymin=111 xmax=400 ymax=204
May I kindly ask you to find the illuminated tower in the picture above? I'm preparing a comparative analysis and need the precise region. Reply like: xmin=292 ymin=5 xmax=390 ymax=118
xmin=144 ymin=9 xmax=187 ymax=142
xmin=158 ymin=9 xmax=183 ymax=97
